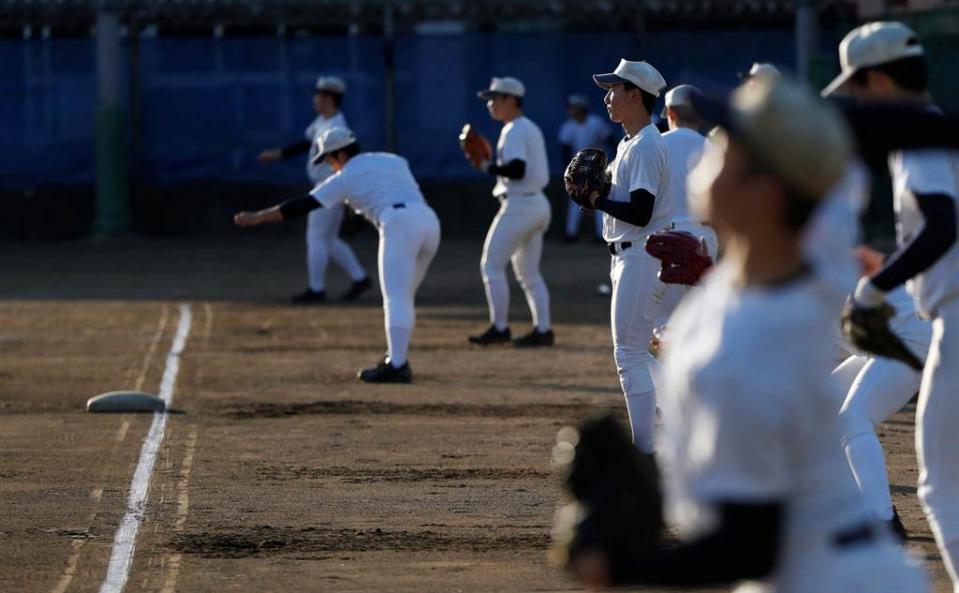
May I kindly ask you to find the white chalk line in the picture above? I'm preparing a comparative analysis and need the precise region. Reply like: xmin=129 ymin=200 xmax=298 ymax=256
xmin=98 ymin=303 xmax=193 ymax=593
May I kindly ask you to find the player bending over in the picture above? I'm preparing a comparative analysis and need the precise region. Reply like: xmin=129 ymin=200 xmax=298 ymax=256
xmin=235 ymin=127 xmax=441 ymax=384
xmin=562 ymin=77 xmax=927 ymax=593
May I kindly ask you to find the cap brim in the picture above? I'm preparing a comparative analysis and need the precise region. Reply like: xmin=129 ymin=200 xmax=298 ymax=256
xmin=311 ymin=152 xmax=327 ymax=165
xmin=593 ymin=73 xmax=628 ymax=89
xmin=821 ymin=68 xmax=855 ymax=98
xmin=476 ymin=89 xmax=493 ymax=100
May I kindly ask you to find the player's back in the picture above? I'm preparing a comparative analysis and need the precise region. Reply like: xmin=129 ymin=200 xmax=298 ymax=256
xmin=661 ymin=127 xmax=705 ymax=222
xmin=498 ymin=116 xmax=549 ymax=192
xmin=331 ymin=153 xmax=425 ymax=221
xmin=661 ymin=263 xmax=926 ymax=592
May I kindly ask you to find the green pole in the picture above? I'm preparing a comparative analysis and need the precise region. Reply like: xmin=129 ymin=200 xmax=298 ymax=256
xmin=93 ymin=10 xmax=130 ymax=237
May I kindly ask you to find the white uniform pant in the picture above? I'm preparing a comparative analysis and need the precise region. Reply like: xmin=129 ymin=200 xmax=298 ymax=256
xmin=656 ymin=219 xmax=719 ymax=327
xmin=610 ymin=245 xmax=665 ymax=451
xmin=377 ymin=203 xmax=441 ymax=364
xmin=306 ymin=205 xmax=366 ymax=292
xmin=481 ymin=193 xmax=552 ymax=331
xmin=918 ymin=301 xmax=959 ymax=552
xmin=565 ymin=199 xmax=603 ymax=238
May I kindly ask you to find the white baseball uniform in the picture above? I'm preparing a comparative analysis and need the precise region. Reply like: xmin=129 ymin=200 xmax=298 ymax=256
xmin=887 ymin=147 xmax=959 ymax=579
xmin=604 ymin=123 xmax=672 ymax=453
xmin=834 ymin=286 xmax=932 ymax=522
xmin=303 ymin=111 xmax=366 ymax=293
xmin=309 ymin=153 xmax=440 ymax=367
xmin=656 ymin=126 xmax=718 ymax=326
xmin=660 ymin=262 xmax=927 ymax=593
xmin=558 ymin=113 xmax=611 ymax=238
xmin=481 ymin=115 xmax=552 ymax=333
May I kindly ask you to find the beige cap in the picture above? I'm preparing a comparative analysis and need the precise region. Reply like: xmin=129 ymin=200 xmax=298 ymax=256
xmin=593 ymin=59 xmax=667 ymax=97
xmin=742 ymin=62 xmax=781 ymax=82
xmin=315 ymin=76 xmax=347 ymax=94
xmin=477 ymin=77 xmax=526 ymax=99
xmin=311 ymin=127 xmax=357 ymax=164
xmin=822 ymin=21 xmax=923 ymax=96
xmin=692 ymin=77 xmax=852 ymax=200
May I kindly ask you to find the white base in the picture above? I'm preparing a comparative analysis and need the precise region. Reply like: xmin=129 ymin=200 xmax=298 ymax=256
xmin=86 ymin=391 xmax=166 ymax=413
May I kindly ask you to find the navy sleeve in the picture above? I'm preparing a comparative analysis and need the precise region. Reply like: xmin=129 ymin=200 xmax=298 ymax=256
xmin=608 ymin=502 xmax=783 ymax=587
xmin=594 ymin=188 xmax=655 ymax=227
xmin=278 ymin=195 xmax=322 ymax=220
xmin=279 ymin=139 xmax=313 ymax=158
xmin=836 ymin=100 xmax=959 ymax=165
xmin=872 ymin=193 xmax=957 ymax=291
xmin=487 ymin=158 xmax=526 ymax=180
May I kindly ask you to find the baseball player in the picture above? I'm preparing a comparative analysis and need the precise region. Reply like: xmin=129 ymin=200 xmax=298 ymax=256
xmin=466 ymin=77 xmax=554 ymax=348
xmin=656 ymin=84 xmax=718 ymax=326
xmin=568 ymin=76 xmax=926 ymax=593
xmin=825 ymin=21 xmax=959 ymax=590
xmin=741 ymin=61 xmax=781 ymax=86
xmin=258 ymin=76 xmax=371 ymax=304
xmin=589 ymin=59 xmax=672 ymax=453
xmin=235 ymin=127 xmax=441 ymax=383
xmin=558 ymin=94 xmax=612 ymax=243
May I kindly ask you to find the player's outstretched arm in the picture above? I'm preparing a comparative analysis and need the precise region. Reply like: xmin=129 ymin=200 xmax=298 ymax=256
xmin=234 ymin=195 xmax=322 ymax=227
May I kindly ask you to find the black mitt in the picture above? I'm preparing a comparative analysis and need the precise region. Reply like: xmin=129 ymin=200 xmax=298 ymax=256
xmin=841 ymin=301 xmax=923 ymax=371
xmin=564 ymin=148 xmax=611 ymax=212
xmin=550 ymin=414 xmax=663 ymax=576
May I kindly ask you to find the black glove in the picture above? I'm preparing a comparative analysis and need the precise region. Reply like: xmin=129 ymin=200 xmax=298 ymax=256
xmin=841 ymin=301 xmax=923 ymax=371
xmin=564 ymin=148 xmax=611 ymax=212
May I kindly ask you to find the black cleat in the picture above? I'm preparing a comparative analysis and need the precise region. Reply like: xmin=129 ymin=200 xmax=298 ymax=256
xmin=888 ymin=507 xmax=908 ymax=544
xmin=357 ymin=359 xmax=412 ymax=383
xmin=340 ymin=277 xmax=373 ymax=302
xmin=291 ymin=289 xmax=326 ymax=305
xmin=468 ymin=325 xmax=512 ymax=345
xmin=513 ymin=328 xmax=555 ymax=348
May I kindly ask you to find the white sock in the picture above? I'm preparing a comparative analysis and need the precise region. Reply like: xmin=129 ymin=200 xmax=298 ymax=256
xmin=845 ymin=432 xmax=895 ymax=520
xmin=519 ymin=276 xmax=550 ymax=332
xmin=624 ymin=390 xmax=656 ymax=454
xmin=483 ymin=274 xmax=509 ymax=330
xmin=386 ymin=326 xmax=411 ymax=367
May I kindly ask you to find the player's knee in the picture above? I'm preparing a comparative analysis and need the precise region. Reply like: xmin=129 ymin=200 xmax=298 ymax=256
xmin=515 ymin=270 xmax=543 ymax=291
xmin=837 ymin=407 xmax=875 ymax=445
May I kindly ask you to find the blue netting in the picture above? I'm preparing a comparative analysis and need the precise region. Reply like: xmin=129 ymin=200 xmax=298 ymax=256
xmin=0 ymin=29 xmax=804 ymax=189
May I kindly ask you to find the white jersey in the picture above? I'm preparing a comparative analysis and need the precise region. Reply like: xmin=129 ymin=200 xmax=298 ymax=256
xmin=558 ymin=113 xmax=611 ymax=153
xmin=660 ymin=263 xmax=867 ymax=557
xmin=305 ymin=111 xmax=348 ymax=184
xmin=889 ymin=148 xmax=959 ymax=316
xmin=492 ymin=116 xmax=549 ymax=198
xmin=802 ymin=162 xmax=869 ymax=305
xmin=661 ymin=127 xmax=705 ymax=223
xmin=309 ymin=153 xmax=426 ymax=226
xmin=603 ymin=123 xmax=672 ymax=243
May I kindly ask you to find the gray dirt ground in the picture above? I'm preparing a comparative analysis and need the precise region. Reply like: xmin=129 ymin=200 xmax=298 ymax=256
xmin=0 ymin=235 xmax=948 ymax=592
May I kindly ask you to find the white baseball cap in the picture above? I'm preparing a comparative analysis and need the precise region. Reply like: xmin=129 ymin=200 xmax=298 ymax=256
xmin=477 ymin=77 xmax=526 ymax=99
xmin=593 ymin=59 xmax=667 ymax=97
xmin=311 ymin=127 xmax=356 ymax=164
xmin=315 ymin=76 xmax=347 ymax=94
xmin=741 ymin=62 xmax=781 ymax=82
xmin=822 ymin=21 xmax=924 ymax=96
xmin=692 ymin=76 xmax=852 ymax=201
xmin=661 ymin=84 xmax=702 ymax=117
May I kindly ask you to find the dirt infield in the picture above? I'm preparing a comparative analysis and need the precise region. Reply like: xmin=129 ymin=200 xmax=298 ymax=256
xmin=0 ymin=234 xmax=950 ymax=592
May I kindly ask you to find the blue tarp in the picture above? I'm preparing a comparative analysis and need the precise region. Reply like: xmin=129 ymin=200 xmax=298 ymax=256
xmin=1 ymin=30 xmax=807 ymax=189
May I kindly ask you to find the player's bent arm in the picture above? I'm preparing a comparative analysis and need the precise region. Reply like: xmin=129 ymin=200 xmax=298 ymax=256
xmin=233 ymin=195 xmax=321 ymax=227
xmin=863 ymin=193 xmax=957 ymax=298
xmin=487 ymin=159 xmax=526 ymax=180
xmin=605 ymin=501 xmax=783 ymax=587
xmin=593 ymin=189 xmax=655 ymax=227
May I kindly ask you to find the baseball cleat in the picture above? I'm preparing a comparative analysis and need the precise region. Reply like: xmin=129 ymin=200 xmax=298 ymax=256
xmin=291 ymin=288 xmax=327 ymax=305
xmin=468 ymin=325 xmax=512 ymax=345
xmin=513 ymin=328 xmax=555 ymax=347
xmin=340 ymin=277 xmax=373 ymax=302
xmin=357 ymin=359 xmax=412 ymax=383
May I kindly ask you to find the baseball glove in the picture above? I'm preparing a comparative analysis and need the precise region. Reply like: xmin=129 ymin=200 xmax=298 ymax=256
xmin=645 ymin=230 xmax=713 ymax=286
xmin=564 ymin=148 xmax=611 ymax=212
xmin=841 ymin=302 xmax=924 ymax=371
xmin=458 ymin=123 xmax=492 ymax=170
xmin=550 ymin=414 xmax=663 ymax=576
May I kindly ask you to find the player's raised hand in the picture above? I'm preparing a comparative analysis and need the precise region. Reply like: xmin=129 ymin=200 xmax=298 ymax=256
xmin=233 ymin=211 xmax=261 ymax=227
xmin=258 ymin=149 xmax=282 ymax=163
